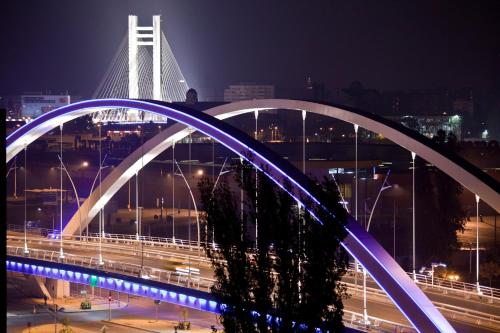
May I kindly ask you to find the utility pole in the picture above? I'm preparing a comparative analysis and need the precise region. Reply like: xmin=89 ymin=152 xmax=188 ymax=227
xmin=108 ymin=292 xmax=112 ymax=321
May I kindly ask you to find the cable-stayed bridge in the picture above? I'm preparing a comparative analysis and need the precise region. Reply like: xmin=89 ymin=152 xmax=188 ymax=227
xmin=92 ymin=15 xmax=189 ymax=123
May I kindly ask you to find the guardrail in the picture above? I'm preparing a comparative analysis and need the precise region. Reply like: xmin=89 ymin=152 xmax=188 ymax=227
xmin=348 ymin=262 xmax=500 ymax=302
xmin=344 ymin=281 xmax=500 ymax=330
xmin=344 ymin=309 xmax=416 ymax=333
xmin=7 ymin=244 xmax=413 ymax=333
xmin=7 ymin=235 xmax=212 ymax=266
xmin=8 ymin=245 xmax=499 ymax=332
xmin=6 ymin=245 xmax=214 ymax=293
xmin=8 ymin=225 xmax=500 ymax=302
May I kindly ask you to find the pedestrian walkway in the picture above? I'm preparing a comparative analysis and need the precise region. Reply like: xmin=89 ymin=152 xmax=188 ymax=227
xmin=31 ymin=295 xmax=127 ymax=313
xmin=103 ymin=318 xmax=215 ymax=332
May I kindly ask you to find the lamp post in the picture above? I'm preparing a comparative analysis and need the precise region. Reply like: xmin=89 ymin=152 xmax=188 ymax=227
xmin=97 ymin=123 xmax=103 ymax=265
xmin=88 ymin=156 xmax=109 ymax=238
xmin=353 ymin=124 xmax=359 ymax=292
xmin=108 ymin=292 xmax=112 ymax=321
xmin=23 ymin=144 xmax=29 ymax=254
xmin=6 ymin=156 xmax=19 ymax=198
xmin=411 ymin=151 xmax=416 ymax=281
xmin=211 ymin=157 xmax=230 ymax=249
xmin=59 ymin=125 xmax=64 ymax=260
xmin=475 ymin=194 xmax=481 ymax=295
xmin=56 ymin=155 xmax=82 ymax=237
xmin=174 ymin=160 xmax=200 ymax=259
xmin=362 ymin=169 xmax=391 ymax=326
xmin=255 ymin=110 xmax=259 ymax=248
xmin=172 ymin=139 xmax=176 ymax=241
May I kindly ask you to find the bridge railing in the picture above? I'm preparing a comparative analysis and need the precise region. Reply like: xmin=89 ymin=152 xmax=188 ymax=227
xmin=8 ymin=245 xmax=499 ymax=331
xmin=347 ymin=262 xmax=500 ymax=302
xmin=6 ymin=245 xmax=215 ymax=293
xmin=344 ymin=309 xmax=415 ymax=333
xmin=7 ymin=235 xmax=212 ymax=267
xmin=8 ymin=225 xmax=499 ymax=301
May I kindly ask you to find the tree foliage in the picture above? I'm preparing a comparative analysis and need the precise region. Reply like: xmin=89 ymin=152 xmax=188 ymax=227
xmin=198 ymin=158 xmax=348 ymax=332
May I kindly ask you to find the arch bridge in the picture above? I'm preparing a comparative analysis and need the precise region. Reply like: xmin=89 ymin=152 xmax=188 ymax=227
xmin=7 ymin=98 xmax=500 ymax=333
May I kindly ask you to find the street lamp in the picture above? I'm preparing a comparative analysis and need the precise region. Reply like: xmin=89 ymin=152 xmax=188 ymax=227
xmin=411 ymin=151 xmax=416 ymax=281
xmin=88 ymin=155 xmax=109 ymax=238
xmin=475 ymin=194 xmax=482 ymax=295
xmin=6 ymin=156 xmax=19 ymax=198
xmin=56 ymin=155 xmax=82 ymax=237
xmin=23 ymin=145 xmax=29 ymax=254
xmin=362 ymin=169 xmax=391 ymax=326
xmin=58 ymin=124 xmax=64 ymax=260
xmin=210 ymin=157 xmax=231 ymax=248
xmin=174 ymin=160 xmax=200 ymax=259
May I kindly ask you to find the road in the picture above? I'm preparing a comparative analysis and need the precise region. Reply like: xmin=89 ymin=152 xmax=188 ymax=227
xmin=7 ymin=232 xmax=500 ymax=332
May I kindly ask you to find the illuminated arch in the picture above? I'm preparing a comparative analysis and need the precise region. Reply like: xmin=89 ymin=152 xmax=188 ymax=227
xmin=5 ymin=98 xmax=467 ymax=332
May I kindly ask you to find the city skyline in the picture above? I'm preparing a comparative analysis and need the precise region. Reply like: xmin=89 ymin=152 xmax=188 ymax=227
xmin=1 ymin=0 xmax=499 ymax=100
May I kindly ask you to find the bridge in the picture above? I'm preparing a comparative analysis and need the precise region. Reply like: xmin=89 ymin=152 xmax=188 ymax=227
xmin=6 ymin=98 xmax=500 ymax=332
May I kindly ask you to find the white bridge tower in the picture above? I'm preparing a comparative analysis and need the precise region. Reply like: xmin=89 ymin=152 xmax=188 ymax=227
xmin=127 ymin=15 xmax=162 ymax=121
xmin=93 ymin=15 xmax=189 ymax=123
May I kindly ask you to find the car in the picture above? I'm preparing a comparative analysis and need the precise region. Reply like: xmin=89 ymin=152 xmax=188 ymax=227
xmin=26 ymin=220 xmax=41 ymax=228
xmin=47 ymin=232 xmax=61 ymax=239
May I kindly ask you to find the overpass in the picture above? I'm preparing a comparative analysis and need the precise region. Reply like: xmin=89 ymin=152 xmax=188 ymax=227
xmin=6 ymin=99 xmax=500 ymax=332
xmin=7 ymin=228 xmax=500 ymax=332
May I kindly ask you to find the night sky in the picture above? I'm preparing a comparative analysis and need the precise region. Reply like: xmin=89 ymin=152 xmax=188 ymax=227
xmin=1 ymin=0 xmax=499 ymax=100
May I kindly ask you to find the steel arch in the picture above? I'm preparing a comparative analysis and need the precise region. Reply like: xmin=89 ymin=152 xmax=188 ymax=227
xmin=6 ymin=98 xmax=463 ymax=332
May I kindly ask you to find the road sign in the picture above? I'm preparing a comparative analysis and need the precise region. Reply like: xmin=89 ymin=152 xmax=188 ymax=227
xmin=90 ymin=275 xmax=98 ymax=287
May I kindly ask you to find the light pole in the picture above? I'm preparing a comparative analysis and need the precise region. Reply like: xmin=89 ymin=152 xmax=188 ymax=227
xmin=88 ymin=156 xmax=109 ymax=238
xmin=475 ymin=194 xmax=482 ymax=295
xmin=411 ymin=151 xmax=416 ymax=281
xmin=331 ymin=174 xmax=349 ymax=212
xmin=59 ymin=124 xmax=64 ymax=260
xmin=6 ymin=156 xmax=19 ymax=198
xmin=23 ymin=144 xmax=29 ymax=254
xmin=363 ymin=169 xmax=391 ymax=325
xmin=353 ymin=124 xmax=359 ymax=292
xmin=211 ymin=157 xmax=230 ymax=248
xmin=254 ymin=110 xmax=259 ymax=249
xmin=174 ymin=160 xmax=200 ymax=258
xmin=128 ymin=178 xmax=131 ymax=211
xmin=108 ymin=292 xmax=112 ymax=321
xmin=56 ymin=155 xmax=82 ymax=237
xmin=302 ymin=110 xmax=306 ymax=174
xmin=97 ymin=123 xmax=103 ymax=265
xmin=172 ymin=139 xmax=176 ymax=241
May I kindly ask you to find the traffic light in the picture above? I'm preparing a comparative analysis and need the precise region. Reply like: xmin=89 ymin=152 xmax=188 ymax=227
xmin=154 ymin=299 xmax=161 ymax=305
xmin=108 ymin=296 xmax=112 ymax=302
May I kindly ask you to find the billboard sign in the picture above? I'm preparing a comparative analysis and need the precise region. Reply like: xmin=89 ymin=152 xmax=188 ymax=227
xmin=21 ymin=95 xmax=70 ymax=118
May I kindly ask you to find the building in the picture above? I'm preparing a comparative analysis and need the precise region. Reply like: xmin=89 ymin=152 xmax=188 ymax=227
xmin=21 ymin=94 xmax=71 ymax=118
xmin=223 ymin=84 xmax=275 ymax=102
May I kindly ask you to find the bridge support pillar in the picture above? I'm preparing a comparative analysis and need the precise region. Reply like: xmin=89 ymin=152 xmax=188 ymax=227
xmin=45 ymin=278 xmax=70 ymax=298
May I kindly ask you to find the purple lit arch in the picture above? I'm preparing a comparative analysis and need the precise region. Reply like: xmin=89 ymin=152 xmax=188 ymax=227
xmin=8 ymin=98 xmax=493 ymax=332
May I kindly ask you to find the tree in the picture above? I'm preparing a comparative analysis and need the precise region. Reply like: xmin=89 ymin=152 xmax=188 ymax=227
xmin=199 ymin=157 xmax=348 ymax=332
xmin=480 ymin=262 xmax=500 ymax=288
xmin=59 ymin=317 xmax=74 ymax=333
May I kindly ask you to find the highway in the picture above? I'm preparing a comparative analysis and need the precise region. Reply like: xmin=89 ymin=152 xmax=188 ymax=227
xmin=7 ymin=231 xmax=500 ymax=332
